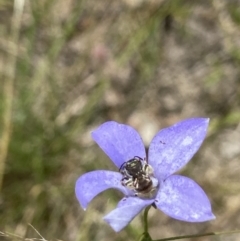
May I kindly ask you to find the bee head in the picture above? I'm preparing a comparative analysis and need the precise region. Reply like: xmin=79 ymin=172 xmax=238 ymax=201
xmin=125 ymin=158 xmax=143 ymax=177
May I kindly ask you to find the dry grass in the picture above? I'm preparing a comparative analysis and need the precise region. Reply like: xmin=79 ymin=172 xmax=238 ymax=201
xmin=0 ymin=0 xmax=240 ymax=240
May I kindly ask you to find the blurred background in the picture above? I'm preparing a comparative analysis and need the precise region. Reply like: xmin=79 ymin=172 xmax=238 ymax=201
xmin=0 ymin=0 xmax=240 ymax=240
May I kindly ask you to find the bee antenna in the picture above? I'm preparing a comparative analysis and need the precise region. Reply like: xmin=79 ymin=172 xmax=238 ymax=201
xmin=119 ymin=162 xmax=126 ymax=171
xmin=134 ymin=156 xmax=143 ymax=160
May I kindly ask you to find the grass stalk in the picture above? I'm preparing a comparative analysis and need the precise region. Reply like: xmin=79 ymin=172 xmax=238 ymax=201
xmin=0 ymin=0 xmax=25 ymax=189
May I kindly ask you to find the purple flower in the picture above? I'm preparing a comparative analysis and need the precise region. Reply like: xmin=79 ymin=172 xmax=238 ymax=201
xmin=75 ymin=118 xmax=215 ymax=232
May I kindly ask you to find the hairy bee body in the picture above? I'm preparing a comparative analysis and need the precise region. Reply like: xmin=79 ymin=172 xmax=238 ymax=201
xmin=119 ymin=156 xmax=158 ymax=198
xmin=134 ymin=175 xmax=153 ymax=192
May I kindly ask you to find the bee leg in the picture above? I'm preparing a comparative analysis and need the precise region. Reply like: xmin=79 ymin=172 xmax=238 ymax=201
xmin=133 ymin=178 xmax=139 ymax=189
xmin=146 ymin=165 xmax=154 ymax=176
xmin=121 ymin=177 xmax=135 ymax=190
xmin=121 ymin=177 xmax=128 ymax=186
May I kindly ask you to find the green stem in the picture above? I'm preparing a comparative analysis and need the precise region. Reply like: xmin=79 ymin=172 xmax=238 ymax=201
xmin=143 ymin=206 xmax=151 ymax=233
xmin=154 ymin=229 xmax=240 ymax=241
xmin=138 ymin=206 xmax=152 ymax=241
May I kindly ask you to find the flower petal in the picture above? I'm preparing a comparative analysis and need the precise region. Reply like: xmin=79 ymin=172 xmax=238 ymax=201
xmin=92 ymin=121 xmax=146 ymax=168
xmin=103 ymin=197 xmax=153 ymax=232
xmin=75 ymin=170 xmax=129 ymax=210
xmin=148 ymin=118 xmax=209 ymax=180
xmin=155 ymin=175 xmax=215 ymax=222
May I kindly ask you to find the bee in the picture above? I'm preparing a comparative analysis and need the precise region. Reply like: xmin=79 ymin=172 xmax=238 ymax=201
xmin=119 ymin=156 xmax=158 ymax=198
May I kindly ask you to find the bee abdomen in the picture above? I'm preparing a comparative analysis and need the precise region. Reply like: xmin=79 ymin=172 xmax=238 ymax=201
xmin=135 ymin=177 xmax=153 ymax=193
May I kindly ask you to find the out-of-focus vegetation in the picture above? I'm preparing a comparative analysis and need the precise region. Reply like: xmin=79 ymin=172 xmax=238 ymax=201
xmin=0 ymin=0 xmax=240 ymax=240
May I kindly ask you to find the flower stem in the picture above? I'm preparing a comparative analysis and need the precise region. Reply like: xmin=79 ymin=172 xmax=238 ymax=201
xmin=138 ymin=206 xmax=152 ymax=241
xmin=153 ymin=229 xmax=240 ymax=241
xmin=143 ymin=205 xmax=151 ymax=233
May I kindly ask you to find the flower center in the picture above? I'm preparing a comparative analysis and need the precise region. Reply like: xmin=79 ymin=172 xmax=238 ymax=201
xmin=119 ymin=156 xmax=159 ymax=199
